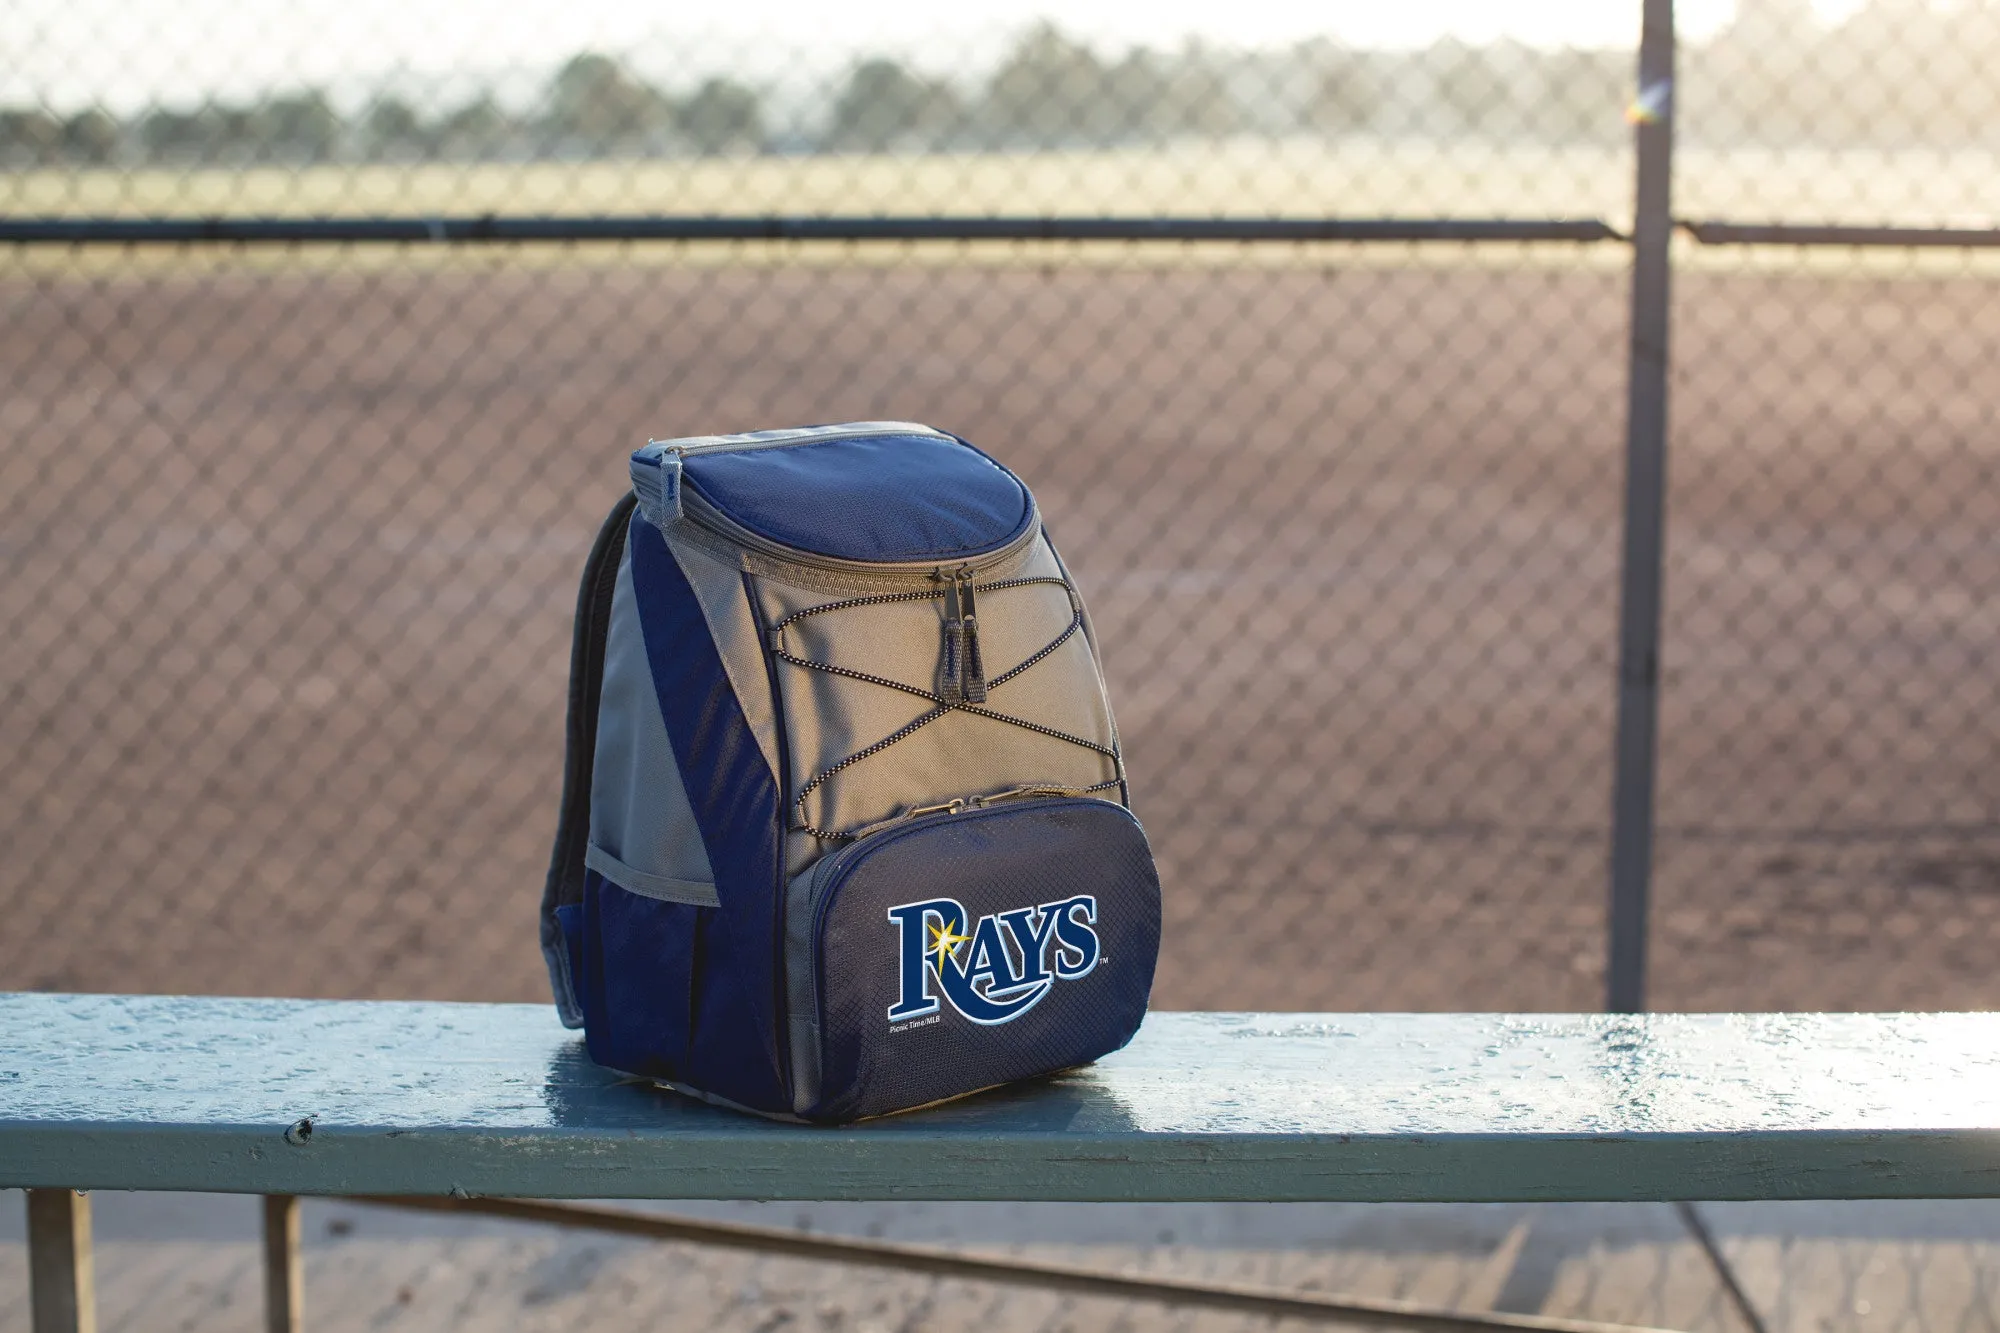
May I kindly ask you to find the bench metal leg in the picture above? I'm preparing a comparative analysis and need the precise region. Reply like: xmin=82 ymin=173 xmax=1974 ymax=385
xmin=262 ymin=1194 xmax=303 ymax=1333
xmin=26 ymin=1189 xmax=96 ymax=1333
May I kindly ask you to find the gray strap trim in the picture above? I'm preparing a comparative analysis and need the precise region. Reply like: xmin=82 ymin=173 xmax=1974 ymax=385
xmin=584 ymin=843 xmax=720 ymax=908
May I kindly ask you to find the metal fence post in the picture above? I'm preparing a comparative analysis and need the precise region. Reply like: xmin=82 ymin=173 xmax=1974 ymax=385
xmin=1608 ymin=0 xmax=1678 ymax=1014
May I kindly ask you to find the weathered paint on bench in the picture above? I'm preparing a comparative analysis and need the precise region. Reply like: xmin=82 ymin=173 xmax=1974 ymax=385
xmin=4 ymin=993 xmax=1999 ymax=1202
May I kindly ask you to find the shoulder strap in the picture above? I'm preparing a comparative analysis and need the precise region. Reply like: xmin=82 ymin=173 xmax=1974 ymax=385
xmin=540 ymin=490 xmax=640 ymax=1024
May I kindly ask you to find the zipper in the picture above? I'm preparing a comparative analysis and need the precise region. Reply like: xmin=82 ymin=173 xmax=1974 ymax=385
xmin=678 ymin=481 xmax=1040 ymax=580
xmin=652 ymin=421 xmax=949 ymax=457
xmin=839 ymin=785 xmax=1115 ymax=844
xmin=937 ymin=567 xmax=988 ymax=704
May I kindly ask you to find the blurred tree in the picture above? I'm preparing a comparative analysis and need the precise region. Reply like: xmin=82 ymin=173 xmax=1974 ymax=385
xmin=1301 ymin=44 xmax=1382 ymax=134
xmin=1699 ymin=0 xmax=1820 ymax=143
xmin=981 ymin=22 xmax=1109 ymax=147
xmin=139 ymin=107 xmax=218 ymax=160
xmin=135 ymin=98 xmax=336 ymax=163
xmin=1096 ymin=52 xmax=1167 ymax=142
xmin=60 ymin=109 xmax=120 ymax=163
xmin=545 ymin=53 xmax=672 ymax=147
xmin=363 ymin=96 xmax=430 ymax=158
xmin=0 ymin=109 xmax=62 ymax=164
xmin=826 ymin=58 xmax=960 ymax=151
xmin=1427 ymin=39 xmax=1514 ymax=137
xmin=1825 ymin=0 xmax=2000 ymax=147
xmin=680 ymin=77 xmax=763 ymax=155
xmin=253 ymin=92 xmax=339 ymax=161
xmin=1107 ymin=42 xmax=1245 ymax=142
xmin=434 ymin=96 xmax=509 ymax=159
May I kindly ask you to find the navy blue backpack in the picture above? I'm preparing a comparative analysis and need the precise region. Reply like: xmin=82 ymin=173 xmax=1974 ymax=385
xmin=541 ymin=423 xmax=1162 ymax=1121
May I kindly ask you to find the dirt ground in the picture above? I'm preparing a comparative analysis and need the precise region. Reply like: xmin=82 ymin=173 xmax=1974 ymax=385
xmin=14 ymin=1191 xmax=1999 ymax=1333
xmin=2 ymin=250 xmax=1995 ymax=1012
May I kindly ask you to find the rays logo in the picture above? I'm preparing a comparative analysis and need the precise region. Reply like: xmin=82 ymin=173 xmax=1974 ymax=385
xmin=885 ymin=896 xmax=1099 ymax=1026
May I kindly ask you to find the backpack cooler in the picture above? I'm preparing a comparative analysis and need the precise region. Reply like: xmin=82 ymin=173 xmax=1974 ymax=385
xmin=540 ymin=422 xmax=1162 ymax=1122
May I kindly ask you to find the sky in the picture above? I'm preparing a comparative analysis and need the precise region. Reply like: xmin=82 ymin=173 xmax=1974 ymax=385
xmin=1 ymin=0 xmax=1846 ymax=113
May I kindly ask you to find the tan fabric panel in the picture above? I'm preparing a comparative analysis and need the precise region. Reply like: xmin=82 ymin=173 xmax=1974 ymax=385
xmin=753 ymin=536 xmax=1121 ymax=875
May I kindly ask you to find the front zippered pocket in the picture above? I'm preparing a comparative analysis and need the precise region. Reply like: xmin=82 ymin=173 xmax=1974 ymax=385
xmin=787 ymin=796 xmax=1161 ymax=1120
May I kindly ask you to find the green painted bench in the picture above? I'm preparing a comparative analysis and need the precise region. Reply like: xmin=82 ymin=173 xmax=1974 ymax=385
xmin=7 ymin=993 xmax=2000 ymax=1331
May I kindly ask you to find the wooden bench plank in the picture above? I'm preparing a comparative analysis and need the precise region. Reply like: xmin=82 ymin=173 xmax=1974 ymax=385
xmin=4 ymin=993 xmax=1999 ymax=1202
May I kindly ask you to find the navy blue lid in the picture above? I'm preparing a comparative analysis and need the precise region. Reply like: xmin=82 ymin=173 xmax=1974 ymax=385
xmin=680 ymin=431 xmax=1034 ymax=564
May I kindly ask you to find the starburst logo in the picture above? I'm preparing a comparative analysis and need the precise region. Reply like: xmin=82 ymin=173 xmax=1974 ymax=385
xmin=886 ymin=895 xmax=1100 ymax=1027
xmin=928 ymin=918 xmax=969 ymax=964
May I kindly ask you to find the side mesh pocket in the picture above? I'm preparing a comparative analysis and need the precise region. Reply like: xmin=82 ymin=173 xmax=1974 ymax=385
xmin=575 ymin=868 xmax=702 ymax=1080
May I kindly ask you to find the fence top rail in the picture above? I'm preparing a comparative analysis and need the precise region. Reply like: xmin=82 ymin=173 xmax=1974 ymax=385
xmin=3 ymin=993 xmax=1997 ymax=1203
xmin=0 ymin=215 xmax=1626 ymax=245
xmin=21 ymin=214 xmax=2000 ymax=250
xmin=1680 ymin=220 xmax=2000 ymax=247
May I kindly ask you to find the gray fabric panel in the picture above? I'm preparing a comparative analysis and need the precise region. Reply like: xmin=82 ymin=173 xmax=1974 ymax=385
xmin=661 ymin=528 xmax=785 ymax=783
xmin=756 ymin=536 xmax=1119 ymax=868
xmin=588 ymin=546 xmax=716 ymax=891
xmin=585 ymin=843 xmax=721 ymax=908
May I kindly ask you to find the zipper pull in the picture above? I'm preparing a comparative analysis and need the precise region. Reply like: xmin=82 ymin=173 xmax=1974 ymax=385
xmin=958 ymin=570 xmax=987 ymax=704
xmin=628 ymin=442 xmax=683 ymax=528
xmin=971 ymin=784 xmax=1082 ymax=808
xmin=847 ymin=797 xmax=964 ymax=842
xmin=938 ymin=570 xmax=964 ymax=704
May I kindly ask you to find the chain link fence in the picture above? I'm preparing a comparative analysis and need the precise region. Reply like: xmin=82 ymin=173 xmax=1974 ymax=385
xmin=4 ymin=1 xmax=2000 ymax=1327
xmin=1653 ymin=0 xmax=2000 ymax=1011
xmin=4 ymin=2 xmax=1997 ymax=1013
xmin=0 ymin=241 xmax=1631 ymax=1012
xmin=0 ymin=8 xmax=1645 ymax=1014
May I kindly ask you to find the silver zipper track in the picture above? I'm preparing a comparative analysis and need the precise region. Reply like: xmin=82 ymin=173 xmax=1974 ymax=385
xmin=651 ymin=421 xmax=950 ymax=457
